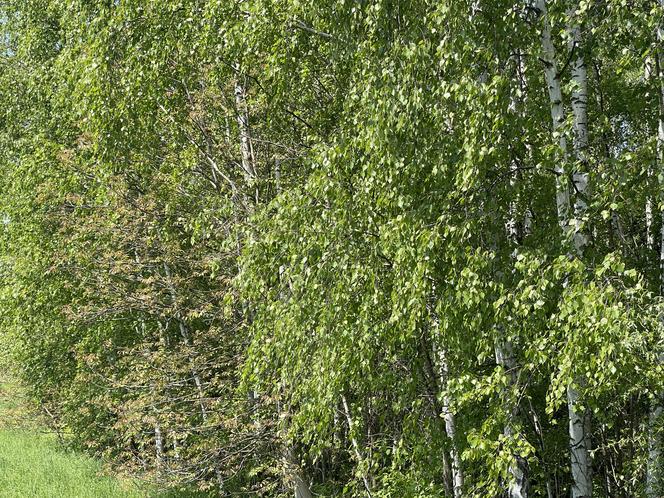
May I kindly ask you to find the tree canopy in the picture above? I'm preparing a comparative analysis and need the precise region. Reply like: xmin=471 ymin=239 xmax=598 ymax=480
xmin=0 ymin=0 xmax=663 ymax=496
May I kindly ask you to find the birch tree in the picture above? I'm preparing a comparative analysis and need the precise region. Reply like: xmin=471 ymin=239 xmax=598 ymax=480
xmin=0 ymin=1 xmax=663 ymax=496
xmin=567 ymin=6 xmax=593 ymax=497
xmin=534 ymin=1 xmax=593 ymax=494
xmin=647 ymin=1 xmax=664 ymax=495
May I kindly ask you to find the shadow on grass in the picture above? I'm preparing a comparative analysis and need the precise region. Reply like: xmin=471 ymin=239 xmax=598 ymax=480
xmin=152 ymin=487 xmax=216 ymax=498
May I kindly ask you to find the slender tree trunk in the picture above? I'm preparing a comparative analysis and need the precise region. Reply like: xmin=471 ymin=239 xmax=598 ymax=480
xmin=495 ymin=338 xmax=529 ymax=498
xmin=275 ymin=158 xmax=282 ymax=194
xmin=284 ymin=444 xmax=314 ymax=498
xmin=154 ymin=420 xmax=165 ymax=469
xmin=535 ymin=0 xmax=571 ymax=229
xmin=341 ymin=395 xmax=374 ymax=497
xmin=433 ymin=341 xmax=464 ymax=498
xmin=234 ymin=72 xmax=258 ymax=207
xmin=567 ymin=387 xmax=592 ymax=498
xmin=419 ymin=333 xmax=455 ymax=496
xmin=162 ymin=263 xmax=209 ymax=418
xmin=278 ymin=394 xmax=313 ymax=498
xmin=293 ymin=474 xmax=314 ymax=498
xmin=536 ymin=2 xmax=592 ymax=495
xmin=173 ymin=435 xmax=180 ymax=461
xmin=647 ymin=195 xmax=655 ymax=249
xmin=569 ymin=17 xmax=590 ymax=256
xmin=647 ymin=6 xmax=664 ymax=495
xmin=645 ymin=53 xmax=655 ymax=250
xmin=442 ymin=448 xmax=454 ymax=498
xmin=567 ymin=12 xmax=593 ymax=498
xmin=495 ymin=51 xmax=530 ymax=498
xmin=648 ymin=402 xmax=663 ymax=498
xmin=235 ymin=80 xmax=256 ymax=180
xmin=134 ymin=252 xmax=167 ymax=474
xmin=276 ymin=263 xmax=314 ymax=498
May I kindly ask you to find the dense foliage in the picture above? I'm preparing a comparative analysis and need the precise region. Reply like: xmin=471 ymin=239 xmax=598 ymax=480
xmin=0 ymin=0 xmax=663 ymax=496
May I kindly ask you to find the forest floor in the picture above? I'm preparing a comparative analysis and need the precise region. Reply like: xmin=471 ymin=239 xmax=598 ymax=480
xmin=0 ymin=376 xmax=148 ymax=498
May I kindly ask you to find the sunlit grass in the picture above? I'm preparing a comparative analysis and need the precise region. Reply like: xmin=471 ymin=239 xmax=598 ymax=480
xmin=0 ymin=376 xmax=215 ymax=498
xmin=0 ymin=429 xmax=146 ymax=498
xmin=0 ymin=377 xmax=145 ymax=497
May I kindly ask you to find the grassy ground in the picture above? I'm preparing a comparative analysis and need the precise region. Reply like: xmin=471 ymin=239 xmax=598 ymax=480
xmin=0 ymin=377 xmax=147 ymax=498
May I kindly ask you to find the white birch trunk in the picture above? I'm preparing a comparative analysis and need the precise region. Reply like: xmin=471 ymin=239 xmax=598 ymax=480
xmin=282 ymin=433 xmax=313 ymax=498
xmin=567 ymin=385 xmax=592 ymax=498
xmin=283 ymin=431 xmax=313 ymax=498
xmin=275 ymin=158 xmax=282 ymax=194
xmin=535 ymin=0 xmax=571 ymax=230
xmin=647 ymin=6 xmax=664 ymax=495
xmin=231 ymin=66 xmax=259 ymax=216
xmin=154 ymin=421 xmax=164 ymax=468
xmin=341 ymin=395 xmax=374 ymax=497
xmin=567 ymin=13 xmax=593 ymax=497
xmin=536 ymin=2 xmax=592 ymax=495
xmin=284 ymin=443 xmax=313 ymax=498
xmin=496 ymin=52 xmax=530 ymax=498
xmin=173 ymin=435 xmax=180 ymax=461
xmin=134 ymin=251 xmax=167 ymax=474
xmin=276 ymin=265 xmax=314 ymax=498
xmin=162 ymin=263 xmax=209 ymax=418
xmin=647 ymin=196 xmax=654 ymax=249
xmin=293 ymin=475 xmax=314 ymax=498
xmin=495 ymin=339 xmax=529 ymax=498
xmin=569 ymin=18 xmax=590 ymax=256
xmin=234 ymin=80 xmax=256 ymax=181
xmin=648 ymin=403 xmax=663 ymax=497
xmin=434 ymin=342 xmax=464 ymax=498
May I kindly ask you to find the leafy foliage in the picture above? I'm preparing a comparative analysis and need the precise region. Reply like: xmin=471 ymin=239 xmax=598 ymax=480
xmin=0 ymin=0 xmax=662 ymax=496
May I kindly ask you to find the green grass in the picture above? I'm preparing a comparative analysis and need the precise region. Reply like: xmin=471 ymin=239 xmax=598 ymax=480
xmin=0 ymin=430 xmax=146 ymax=498
xmin=0 ymin=378 xmax=146 ymax=498
xmin=0 ymin=377 xmax=215 ymax=498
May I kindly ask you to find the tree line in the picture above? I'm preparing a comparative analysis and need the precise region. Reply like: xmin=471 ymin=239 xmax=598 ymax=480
xmin=0 ymin=0 xmax=662 ymax=496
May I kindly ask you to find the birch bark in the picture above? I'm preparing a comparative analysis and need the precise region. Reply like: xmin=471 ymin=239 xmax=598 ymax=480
xmin=284 ymin=444 xmax=314 ymax=498
xmin=277 ymin=259 xmax=314 ymax=498
xmin=235 ymin=81 xmax=256 ymax=178
xmin=495 ymin=339 xmax=529 ymax=498
xmin=495 ymin=51 xmax=530 ymax=498
xmin=535 ymin=2 xmax=592 ymax=495
xmin=341 ymin=395 xmax=374 ymax=497
xmin=154 ymin=421 xmax=165 ymax=469
xmin=535 ymin=0 xmax=571 ymax=229
xmin=293 ymin=474 xmax=314 ymax=498
xmin=647 ymin=3 xmax=664 ymax=494
xmin=567 ymin=12 xmax=593 ymax=498
xmin=134 ymin=251 xmax=167 ymax=473
xmin=569 ymin=18 xmax=590 ymax=256
xmin=234 ymin=74 xmax=258 ymax=206
xmin=162 ymin=263 xmax=209 ymax=419
xmin=433 ymin=341 xmax=464 ymax=498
